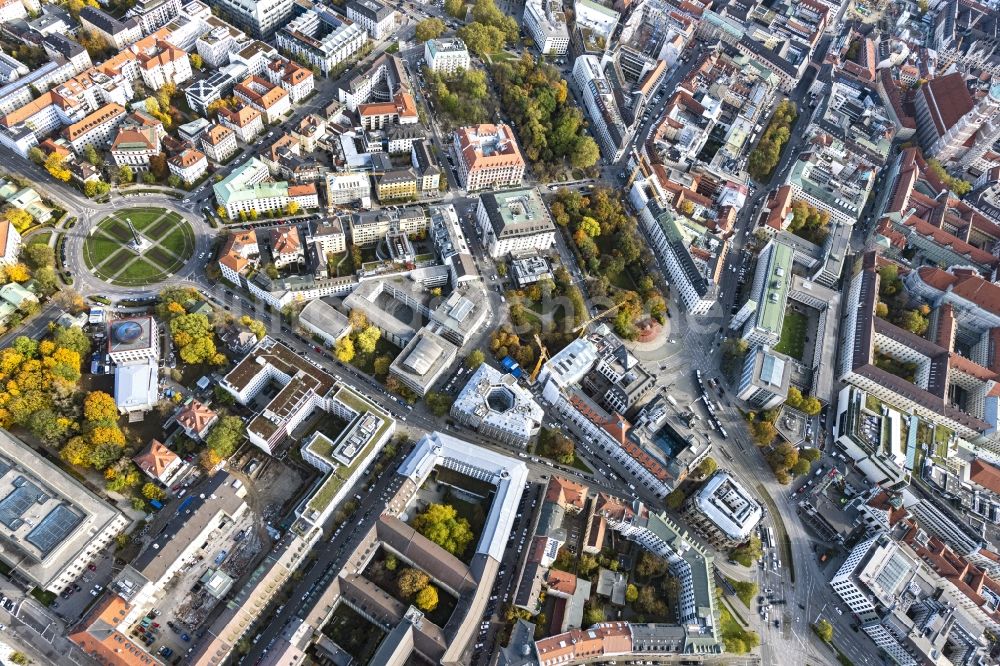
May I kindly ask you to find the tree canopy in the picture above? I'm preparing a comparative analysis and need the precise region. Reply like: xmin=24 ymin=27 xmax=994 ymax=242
xmin=415 ymin=17 xmax=446 ymax=42
xmin=205 ymin=415 xmax=245 ymax=461
xmin=537 ymin=427 xmax=574 ymax=465
xmin=492 ymin=55 xmax=600 ymax=173
xmin=412 ymin=503 xmax=475 ymax=557
xmin=748 ymin=99 xmax=797 ymax=181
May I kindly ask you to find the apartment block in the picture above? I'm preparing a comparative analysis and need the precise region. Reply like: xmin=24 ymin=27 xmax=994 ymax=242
xmin=523 ymin=0 xmax=569 ymax=55
xmin=64 ymin=102 xmax=126 ymax=154
xmin=79 ymin=7 xmax=143 ymax=50
xmin=424 ymin=37 xmax=470 ymax=74
xmin=168 ymin=147 xmax=208 ymax=184
xmin=205 ymin=0 xmax=293 ymax=37
xmin=218 ymin=104 xmax=263 ymax=143
xmin=346 ymin=0 xmax=396 ymax=40
xmin=277 ymin=7 xmax=367 ymax=76
xmin=200 ymin=122 xmax=237 ymax=162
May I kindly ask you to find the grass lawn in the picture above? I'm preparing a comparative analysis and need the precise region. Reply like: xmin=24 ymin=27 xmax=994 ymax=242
xmin=864 ymin=394 xmax=882 ymax=413
xmin=115 ymin=258 xmax=166 ymax=284
xmin=568 ymin=452 xmax=593 ymax=473
xmin=775 ymin=309 xmax=808 ymax=360
xmin=161 ymin=225 xmax=193 ymax=256
xmin=83 ymin=236 xmax=120 ymax=269
xmin=725 ymin=576 xmax=758 ymax=607
xmin=120 ymin=208 xmax=166 ymax=230
xmin=718 ymin=599 xmax=759 ymax=654
xmin=85 ymin=208 xmax=195 ymax=286
xmin=29 ymin=232 xmax=52 ymax=246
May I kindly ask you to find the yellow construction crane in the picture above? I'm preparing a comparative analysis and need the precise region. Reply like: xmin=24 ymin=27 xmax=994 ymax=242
xmin=529 ymin=333 xmax=550 ymax=384
xmin=571 ymin=301 xmax=626 ymax=337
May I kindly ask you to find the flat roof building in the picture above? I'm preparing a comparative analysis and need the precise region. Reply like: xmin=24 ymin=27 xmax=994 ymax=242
xmin=476 ymin=188 xmax=555 ymax=258
xmin=737 ymin=239 xmax=794 ymax=347
xmin=0 ymin=429 xmax=129 ymax=593
xmin=682 ymin=471 xmax=763 ymax=548
xmin=424 ymin=37 xmax=470 ymax=74
xmin=297 ymin=299 xmax=351 ymax=347
xmin=452 ymin=364 xmax=544 ymax=446
xmin=389 ymin=328 xmax=457 ymax=397
xmin=737 ymin=346 xmax=792 ymax=410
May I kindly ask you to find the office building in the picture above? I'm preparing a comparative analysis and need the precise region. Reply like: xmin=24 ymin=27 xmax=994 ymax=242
xmin=0 ymin=429 xmax=129 ymax=593
xmin=737 ymin=347 xmax=792 ymax=410
xmin=452 ymin=364 xmax=543 ymax=446
xmin=476 ymin=188 xmax=555 ymax=258
xmin=682 ymin=471 xmax=763 ymax=548
xmin=573 ymin=55 xmax=629 ymax=162
xmin=388 ymin=329 xmax=457 ymax=397
xmin=738 ymin=239 xmax=793 ymax=347
xmin=297 ymin=299 xmax=350 ymax=347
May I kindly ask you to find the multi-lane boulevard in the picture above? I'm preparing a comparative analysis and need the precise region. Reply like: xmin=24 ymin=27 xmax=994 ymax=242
xmin=0 ymin=9 xmax=879 ymax=665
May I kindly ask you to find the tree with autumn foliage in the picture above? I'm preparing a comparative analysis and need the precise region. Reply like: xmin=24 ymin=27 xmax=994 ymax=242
xmin=84 ymin=391 xmax=119 ymax=424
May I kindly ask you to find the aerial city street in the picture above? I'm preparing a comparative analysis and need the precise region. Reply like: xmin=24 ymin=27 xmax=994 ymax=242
xmin=0 ymin=0 xmax=996 ymax=665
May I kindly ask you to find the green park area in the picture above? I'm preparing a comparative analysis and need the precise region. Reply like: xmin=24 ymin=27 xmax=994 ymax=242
xmin=82 ymin=208 xmax=194 ymax=286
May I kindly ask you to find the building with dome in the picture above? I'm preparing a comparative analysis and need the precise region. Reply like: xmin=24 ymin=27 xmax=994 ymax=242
xmin=107 ymin=316 xmax=159 ymax=365
xmin=107 ymin=316 xmax=160 ymax=415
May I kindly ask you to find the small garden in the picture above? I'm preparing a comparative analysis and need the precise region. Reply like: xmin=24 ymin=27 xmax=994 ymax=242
xmin=774 ymin=309 xmax=808 ymax=360
xmin=321 ymin=604 xmax=386 ymax=663
xmin=362 ymin=549 xmax=458 ymax=627
xmin=875 ymin=264 xmax=930 ymax=336
xmin=873 ymin=351 xmax=917 ymax=383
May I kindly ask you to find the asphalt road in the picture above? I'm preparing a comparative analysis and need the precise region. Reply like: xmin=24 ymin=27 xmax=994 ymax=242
xmin=0 ymin=14 xmax=876 ymax=666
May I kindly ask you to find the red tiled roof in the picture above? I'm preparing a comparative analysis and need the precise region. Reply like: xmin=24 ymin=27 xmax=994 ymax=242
xmin=175 ymin=400 xmax=216 ymax=434
xmin=970 ymin=459 xmax=1000 ymax=494
xmin=132 ymin=439 xmax=178 ymax=479
xmin=920 ymin=73 xmax=975 ymax=136
xmin=546 ymin=569 xmax=577 ymax=595
xmin=544 ymin=476 xmax=588 ymax=510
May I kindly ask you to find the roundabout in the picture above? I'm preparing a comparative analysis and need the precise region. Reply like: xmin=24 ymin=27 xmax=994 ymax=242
xmin=82 ymin=207 xmax=195 ymax=286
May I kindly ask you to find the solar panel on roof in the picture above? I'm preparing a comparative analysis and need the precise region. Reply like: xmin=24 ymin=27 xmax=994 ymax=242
xmin=27 ymin=504 xmax=83 ymax=556
xmin=0 ymin=479 xmax=43 ymax=529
